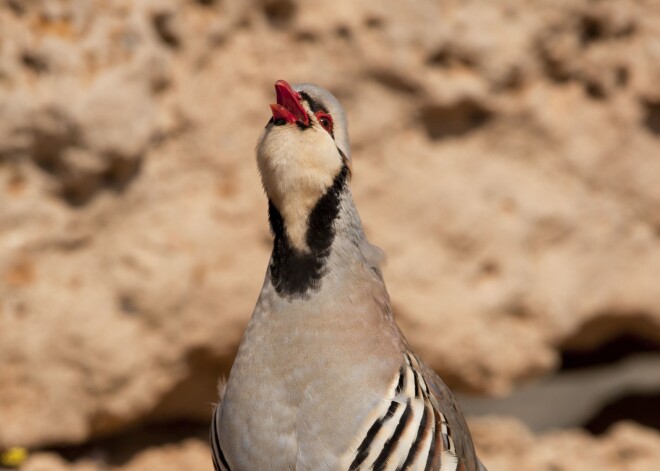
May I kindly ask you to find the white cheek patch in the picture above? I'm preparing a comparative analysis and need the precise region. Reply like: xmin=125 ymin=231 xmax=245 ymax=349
xmin=257 ymin=121 xmax=343 ymax=252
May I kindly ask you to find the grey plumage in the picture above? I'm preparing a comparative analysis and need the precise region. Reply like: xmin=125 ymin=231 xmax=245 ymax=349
xmin=212 ymin=81 xmax=487 ymax=471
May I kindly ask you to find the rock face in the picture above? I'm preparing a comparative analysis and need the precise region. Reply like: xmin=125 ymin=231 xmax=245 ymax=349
xmin=471 ymin=418 xmax=660 ymax=471
xmin=23 ymin=439 xmax=213 ymax=471
xmin=19 ymin=419 xmax=660 ymax=471
xmin=1 ymin=0 xmax=659 ymax=457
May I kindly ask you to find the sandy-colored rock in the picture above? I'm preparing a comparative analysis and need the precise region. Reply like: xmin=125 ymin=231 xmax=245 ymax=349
xmin=471 ymin=418 xmax=660 ymax=471
xmin=1 ymin=0 xmax=659 ymax=451
xmin=19 ymin=419 xmax=660 ymax=471
xmin=22 ymin=454 xmax=72 ymax=471
xmin=22 ymin=438 xmax=212 ymax=471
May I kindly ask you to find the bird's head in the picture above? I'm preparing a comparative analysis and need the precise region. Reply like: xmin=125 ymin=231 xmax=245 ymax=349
xmin=257 ymin=80 xmax=351 ymax=252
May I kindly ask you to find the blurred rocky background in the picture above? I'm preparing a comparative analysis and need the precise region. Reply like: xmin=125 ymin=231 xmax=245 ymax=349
xmin=1 ymin=0 xmax=660 ymax=469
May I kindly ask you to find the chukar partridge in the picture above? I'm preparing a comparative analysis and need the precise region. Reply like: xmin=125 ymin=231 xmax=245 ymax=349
xmin=211 ymin=80 xmax=487 ymax=471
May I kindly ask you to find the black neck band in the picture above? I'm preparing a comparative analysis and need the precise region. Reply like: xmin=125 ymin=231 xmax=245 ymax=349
xmin=268 ymin=164 xmax=350 ymax=299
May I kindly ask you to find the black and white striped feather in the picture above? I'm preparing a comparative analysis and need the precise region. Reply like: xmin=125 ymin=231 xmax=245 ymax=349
xmin=345 ymin=353 xmax=462 ymax=471
xmin=210 ymin=352 xmax=485 ymax=471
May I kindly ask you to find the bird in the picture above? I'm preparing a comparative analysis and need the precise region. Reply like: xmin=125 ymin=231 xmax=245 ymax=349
xmin=211 ymin=80 xmax=488 ymax=471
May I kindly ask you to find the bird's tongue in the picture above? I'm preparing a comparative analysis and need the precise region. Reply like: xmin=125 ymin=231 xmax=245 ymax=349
xmin=270 ymin=80 xmax=309 ymax=125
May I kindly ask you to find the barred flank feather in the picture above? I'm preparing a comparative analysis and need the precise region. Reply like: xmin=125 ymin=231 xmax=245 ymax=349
xmin=347 ymin=354 xmax=462 ymax=471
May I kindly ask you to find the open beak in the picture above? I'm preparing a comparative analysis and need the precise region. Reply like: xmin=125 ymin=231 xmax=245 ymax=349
xmin=270 ymin=80 xmax=309 ymax=126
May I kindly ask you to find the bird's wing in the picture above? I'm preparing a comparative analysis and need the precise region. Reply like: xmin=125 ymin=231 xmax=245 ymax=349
xmin=210 ymin=378 xmax=230 ymax=471
xmin=210 ymin=402 xmax=231 ymax=471
xmin=344 ymin=349 xmax=482 ymax=471
xmin=413 ymin=353 xmax=485 ymax=471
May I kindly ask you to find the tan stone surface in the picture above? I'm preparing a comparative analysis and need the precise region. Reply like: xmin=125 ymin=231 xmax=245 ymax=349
xmin=22 ymin=439 xmax=213 ymax=471
xmin=1 ymin=0 xmax=659 ymax=452
xmin=20 ymin=419 xmax=660 ymax=471
xmin=471 ymin=418 xmax=660 ymax=471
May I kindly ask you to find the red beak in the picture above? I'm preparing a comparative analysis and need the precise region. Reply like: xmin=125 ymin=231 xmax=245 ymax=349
xmin=270 ymin=80 xmax=309 ymax=126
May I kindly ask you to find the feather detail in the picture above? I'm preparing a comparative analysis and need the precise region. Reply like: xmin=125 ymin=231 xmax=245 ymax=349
xmin=217 ymin=377 xmax=227 ymax=405
xmin=359 ymin=239 xmax=387 ymax=270
xmin=345 ymin=354 xmax=466 ymax=471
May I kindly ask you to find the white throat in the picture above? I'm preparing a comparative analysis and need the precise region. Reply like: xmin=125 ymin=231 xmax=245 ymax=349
xmin=257 ymin=123 xmax=343 ymax=252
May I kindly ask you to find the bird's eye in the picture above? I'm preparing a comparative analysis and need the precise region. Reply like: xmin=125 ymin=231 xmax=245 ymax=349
xmin=315 ymin=112 xmax=333 ymax=134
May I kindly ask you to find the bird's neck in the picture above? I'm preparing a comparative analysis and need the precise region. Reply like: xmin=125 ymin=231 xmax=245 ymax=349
xmin=267 ymin=164 xmax=370 ymax=299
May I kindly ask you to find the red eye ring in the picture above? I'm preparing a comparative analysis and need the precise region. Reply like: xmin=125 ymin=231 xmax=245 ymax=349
xmin=315 ymin=112 xmax=333 ymax=134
